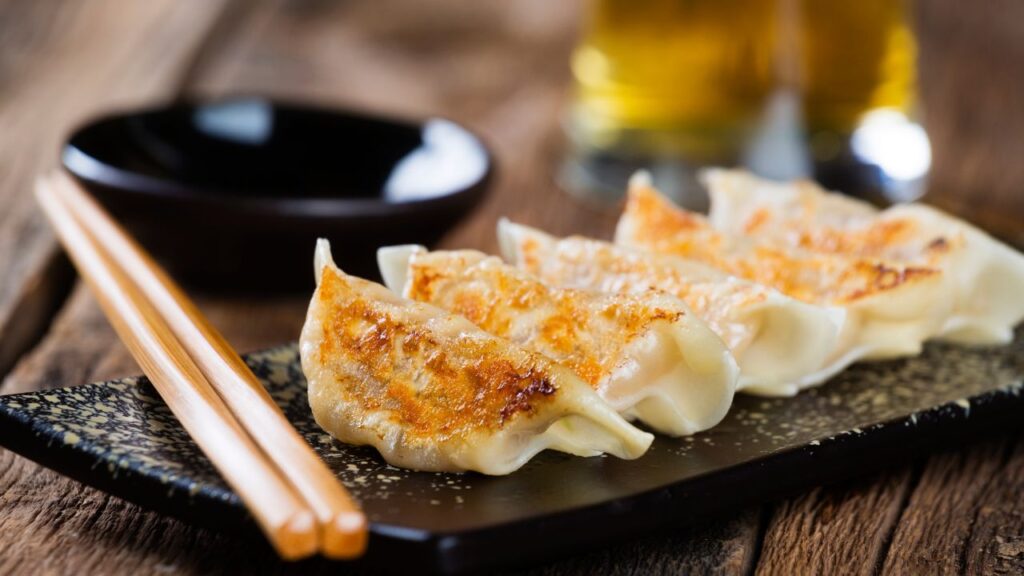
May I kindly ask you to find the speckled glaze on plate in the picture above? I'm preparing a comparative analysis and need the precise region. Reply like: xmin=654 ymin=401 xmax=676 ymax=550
xmin=1 ymin=333 xmax=1022 ymax=574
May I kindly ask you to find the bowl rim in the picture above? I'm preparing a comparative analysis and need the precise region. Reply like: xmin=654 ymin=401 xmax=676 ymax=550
xmin=61 ymin=96 xmax=494 ymax=220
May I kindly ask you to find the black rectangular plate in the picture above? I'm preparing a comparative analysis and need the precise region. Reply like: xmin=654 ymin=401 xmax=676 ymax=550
xmin=0 ymin=334 xmax=1022 ymax=574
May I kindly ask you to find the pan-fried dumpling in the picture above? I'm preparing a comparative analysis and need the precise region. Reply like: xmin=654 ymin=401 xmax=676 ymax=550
xmin=615 ymin=174 xmax=953 ymax=368
xmin=377 ymin=246 xmax=738 ymax=436
xmin=704 ymin=168 xmax=1024 ymax=344
xmin=300 ymin=240 xmax=653 ymax=475
xmin=497 ymin=221 xmax=843 ymax=396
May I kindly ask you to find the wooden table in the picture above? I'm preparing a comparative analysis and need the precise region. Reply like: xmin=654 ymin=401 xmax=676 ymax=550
xmin=1 ymin=1 xmax=1022 ymax=574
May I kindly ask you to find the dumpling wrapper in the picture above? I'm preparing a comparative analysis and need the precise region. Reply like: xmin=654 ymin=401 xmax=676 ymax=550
xmin=615 ymin=174 xmax=953 ymax=369
xmin=704 ymin=168 xmax=1024 ymax=344
xmin=497 ymin=220 xmax=843 ymax=396
xmin=300 ymin=240 xmax=653 ymax=475
xmin=378 ymin=245 xmax=738 ymax=436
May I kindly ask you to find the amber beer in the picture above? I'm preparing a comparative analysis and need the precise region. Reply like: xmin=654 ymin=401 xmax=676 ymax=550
xmin=568 ymin=0 xmax=918 ymax=194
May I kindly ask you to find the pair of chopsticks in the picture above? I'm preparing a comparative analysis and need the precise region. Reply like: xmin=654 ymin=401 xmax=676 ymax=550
xmin=35 ymin=173 xmax=367 ymax=560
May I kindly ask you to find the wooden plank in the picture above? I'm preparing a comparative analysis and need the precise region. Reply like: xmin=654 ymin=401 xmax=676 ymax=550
xmin=0 ymin=0 xmax=232 ymax=380
xmin=880 ymin=434 xmax=1024 ymax=575
xmin=0 ymin=446 xmax=277 ymax=575
xmin=755 ymin=432 xmax=1024 ymax=576
xmin=964 ymin=436 xmax=1024 ymax=575
xmin=521 ymin=508 xmax=763 ymax=576
xmin=2 ymin=286 xmax=309 ymax=395
xmin=755 ymin=469 xmax=915 ymax=576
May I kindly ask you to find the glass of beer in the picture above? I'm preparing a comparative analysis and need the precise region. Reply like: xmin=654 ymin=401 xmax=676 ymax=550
xmin=564 ymin=0 xmax=927 ymax=207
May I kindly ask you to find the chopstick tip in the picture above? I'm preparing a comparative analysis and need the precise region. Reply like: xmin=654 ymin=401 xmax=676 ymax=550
xmin=321 ymin=511 xmax=369 ymax=559
xmin=272 ymin=509 xmax=319 ymax=561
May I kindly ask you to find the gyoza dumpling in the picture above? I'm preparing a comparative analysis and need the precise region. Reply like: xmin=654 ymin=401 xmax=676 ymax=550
xmin=615 ymin=174 xmax=953 ymax=369
xmin=377 ymin=246 xmax=738 ymax=436
xmin=704 ymin=168 xmax=1024 ymax=344
xmin=497 ymin=221 xmax=843 ymax=396
xmin=300 ymin=240 xmax=653 ymax=475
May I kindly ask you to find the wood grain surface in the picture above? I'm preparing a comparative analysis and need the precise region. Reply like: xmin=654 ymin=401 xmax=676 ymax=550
xmin=0 ymin=0 xmax=232 ymax=378
xmin=0 ymin=0 xmax=1022 ymax=574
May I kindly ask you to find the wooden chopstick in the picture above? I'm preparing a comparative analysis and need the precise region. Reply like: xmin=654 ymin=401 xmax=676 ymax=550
xmin=47 ymin=173 xmax=367 ymax=559
xmin=35 ymin=176 xmax=318 ymax=560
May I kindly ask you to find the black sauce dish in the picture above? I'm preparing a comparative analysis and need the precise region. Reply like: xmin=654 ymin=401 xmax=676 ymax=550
xmin=62 ymin=97 xmax=493 ymax=292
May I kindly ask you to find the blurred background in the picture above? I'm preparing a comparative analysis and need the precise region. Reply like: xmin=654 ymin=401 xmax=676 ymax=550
xmin=169 ymin=0 xmax=1024 ymax=234
xmin=7 ymin=0 xmax=1023 ymax=247
xmin=4 ymin=0 xmax=1022 ymax=364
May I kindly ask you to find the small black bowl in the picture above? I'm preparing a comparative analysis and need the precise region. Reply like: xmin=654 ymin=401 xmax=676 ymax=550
xmin=63 ymin=97 xmax=492 ymax=292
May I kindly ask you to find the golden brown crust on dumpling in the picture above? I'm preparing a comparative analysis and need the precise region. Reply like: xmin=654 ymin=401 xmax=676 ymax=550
xmin=315 ymin=266 xmax=562 ymax=442
xmin=405 ymin=251 xmax=686 ymax=388
xmin=511 ymin=232 xmax=768 ymax=352
xmin=621 ymin=183 xmax=940 ymax=305
xmin=711 ymin=172 xmax=960 ymax=264
xmin=739 ymin=204 xmax=960 ymax=266
xmin=306 ymin=242 xmax=654 ymax=473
